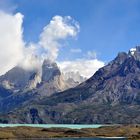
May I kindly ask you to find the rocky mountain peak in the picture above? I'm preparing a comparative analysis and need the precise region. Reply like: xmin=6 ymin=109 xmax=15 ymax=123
xmin=42 ymin=59 xmax=58 ymax=69
xmin=129 ymin=46 xmax=140 ymax=54
xmin=0 ymin=66 xmax=37 ymax=91
xmin=129 ymin=46 xmax=140 ymax=61
xmin=41 ymin=59 xmax=61 ymax=82
xmin=113 ymin=52 xmax=128 ymax=65
xmin=109 ymin=46 xmax=140 ymax=67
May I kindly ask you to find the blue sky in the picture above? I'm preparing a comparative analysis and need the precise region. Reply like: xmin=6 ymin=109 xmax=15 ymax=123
xmin=1 ymin=0 xmax=140 ymax=63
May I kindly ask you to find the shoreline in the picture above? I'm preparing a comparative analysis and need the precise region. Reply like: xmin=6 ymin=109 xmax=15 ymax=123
xmin=0 ymin=125 xmax=138 ymax=139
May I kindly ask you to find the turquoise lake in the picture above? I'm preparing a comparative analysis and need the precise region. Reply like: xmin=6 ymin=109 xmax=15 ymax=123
xmin=0 ymin=124 xmax=102 ymax=129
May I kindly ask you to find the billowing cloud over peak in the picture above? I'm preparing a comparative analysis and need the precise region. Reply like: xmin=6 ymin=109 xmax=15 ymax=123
xmin=39 ymin=15 xmax=80 ymax=61
xmin=0 ymin=11 xmax=104 ymax=79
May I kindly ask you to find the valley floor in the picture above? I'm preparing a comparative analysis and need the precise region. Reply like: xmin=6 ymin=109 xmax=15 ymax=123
xmin=0 ymin=125 xmax=139 ymax=139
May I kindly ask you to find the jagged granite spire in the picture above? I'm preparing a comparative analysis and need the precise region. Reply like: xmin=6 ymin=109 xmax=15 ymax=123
xmin=41 ymin=59 xmax=61 ymax=82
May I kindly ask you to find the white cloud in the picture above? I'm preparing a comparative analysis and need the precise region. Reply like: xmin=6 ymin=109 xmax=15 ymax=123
xmin=0 ymin=12 xmax=80 ymax=75
xmin=70 ymin=48 xmax=82 ymax=53
xmin=0 ymin=11 xmax=24 ymax=75
xmin=20 ymin=44 xmax=42 ymax=71
xmin=0 ymin=11 xmax=104 ymax=79
xmin=58 ymin=59 xmax=104 ymax=78
xmin=39 ymin=15 xmax=80 ymax=61
xmin=0 ymin=11 xmax=42 ymax=75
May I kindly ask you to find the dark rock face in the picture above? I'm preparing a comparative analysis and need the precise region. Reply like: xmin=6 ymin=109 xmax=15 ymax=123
xmin=42 ymin=59 xmax=61 ymax=82
xmin=29 ymin=108 xmax=44 ymax=124
xmin=0 ymin=85 xmax=12 ymax=98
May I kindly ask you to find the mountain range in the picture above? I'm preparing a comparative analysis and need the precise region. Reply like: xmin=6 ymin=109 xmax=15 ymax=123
xmin=0 ymin=47 xmax=140 ymax=124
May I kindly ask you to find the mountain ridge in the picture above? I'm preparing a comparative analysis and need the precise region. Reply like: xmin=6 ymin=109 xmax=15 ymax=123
xmin=0 ymin=47 xmax=140 ymax=123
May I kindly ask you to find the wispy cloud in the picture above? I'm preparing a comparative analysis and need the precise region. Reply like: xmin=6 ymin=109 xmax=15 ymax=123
xmin=87 ymin=51 xmax=97 ymax=59
xmin=70 ymin=48 xmax=82 ymax=53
